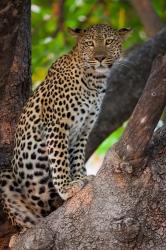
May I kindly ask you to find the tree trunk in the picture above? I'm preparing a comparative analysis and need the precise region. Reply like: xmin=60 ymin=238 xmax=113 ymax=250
xmin=0 ymin=0 xmax=31 ymax=249
xmin=12 ymin=55 xmax=166 ymax=250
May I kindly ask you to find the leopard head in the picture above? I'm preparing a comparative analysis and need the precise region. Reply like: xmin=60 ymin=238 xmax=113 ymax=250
xmin=70 ymin=24 xmax=131 ymax=74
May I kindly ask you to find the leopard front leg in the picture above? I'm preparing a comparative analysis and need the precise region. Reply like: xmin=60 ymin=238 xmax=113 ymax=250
xmin=45 ymin=121 xmax=87 ymax=200
xmin=69 ymin=131 xmax=94 ymax=182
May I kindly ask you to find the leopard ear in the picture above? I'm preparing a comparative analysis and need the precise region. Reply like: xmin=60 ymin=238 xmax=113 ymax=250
xmin=68 ymin=27 xmax=82 ymax=37
xmin=118 ymin=28 xmax=132 ymax=39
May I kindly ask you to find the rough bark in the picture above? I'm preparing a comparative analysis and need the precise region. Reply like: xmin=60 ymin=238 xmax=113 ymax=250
xmin=86 ymin=27 xmax=166 ymax=160
xmin=130 ymin=0 xmax=164 ymax=37
xmin=0 ymin=0 xmax=31 ymax=171
xmin=115 ymin=55 xmax=166 ymax=171
xmin=12 ymin=55 xmax=166 ymax=249
xmin=0 ymin=0 xmax=31 ymax=249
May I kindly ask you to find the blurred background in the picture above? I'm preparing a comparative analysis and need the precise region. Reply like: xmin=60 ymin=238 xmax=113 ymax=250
xmin=32 ymin=0 xmax=166 ymax=174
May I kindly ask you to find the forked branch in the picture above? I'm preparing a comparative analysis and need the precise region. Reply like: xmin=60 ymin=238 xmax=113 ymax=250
xmin=115 ymin=54 xmax=166 ymax=174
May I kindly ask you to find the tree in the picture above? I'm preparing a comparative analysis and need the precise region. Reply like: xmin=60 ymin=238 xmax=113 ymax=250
xmin=0 ymin=0 xmax=31 ymax=248
xmin=130 ymin=0 xmax=164 ymax=37
xmin=0 ymin=1 xmax=166 ymax=249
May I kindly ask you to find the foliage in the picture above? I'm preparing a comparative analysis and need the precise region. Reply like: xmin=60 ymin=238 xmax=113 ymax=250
xmin=32 ymin=0 xmax=166 ymax=86
xmin=96 ymin=126 xmax=125 ymax=155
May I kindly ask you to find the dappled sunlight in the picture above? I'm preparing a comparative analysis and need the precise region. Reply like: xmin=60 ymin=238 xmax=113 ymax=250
xmin=86 ymin=153 xmax=104 ymax=175
xmin=86 ymin=126 xmax=125 ymax=175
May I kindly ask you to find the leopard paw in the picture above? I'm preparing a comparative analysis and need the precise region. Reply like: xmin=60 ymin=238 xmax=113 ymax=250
xmin=60 ymin=179 xmax=87 ymax=200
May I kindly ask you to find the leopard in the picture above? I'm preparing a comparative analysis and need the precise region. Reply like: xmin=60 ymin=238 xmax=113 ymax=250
xmin=0 ymin=24 xmax=131 ymax=228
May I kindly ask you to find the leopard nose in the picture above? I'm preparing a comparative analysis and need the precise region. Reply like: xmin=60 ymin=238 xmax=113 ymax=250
xmin=95 ymin=55 xmax=106 ymax=62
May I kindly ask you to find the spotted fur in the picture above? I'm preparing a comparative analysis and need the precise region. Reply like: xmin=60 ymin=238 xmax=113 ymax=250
xmin=0 ymin=24 xmax=130 ymax=228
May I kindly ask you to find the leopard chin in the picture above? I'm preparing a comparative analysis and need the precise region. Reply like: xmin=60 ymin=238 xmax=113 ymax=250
xmin=95 ymin=66 xmax=110 ymax=76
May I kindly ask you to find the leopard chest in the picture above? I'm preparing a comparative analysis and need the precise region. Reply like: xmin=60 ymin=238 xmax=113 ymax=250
xmin=68 ymin=89 xmax=105 ymax=145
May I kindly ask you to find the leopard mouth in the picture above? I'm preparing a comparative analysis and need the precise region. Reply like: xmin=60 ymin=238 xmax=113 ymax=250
xmin=95 ymin=62 xmax=113 ymax=70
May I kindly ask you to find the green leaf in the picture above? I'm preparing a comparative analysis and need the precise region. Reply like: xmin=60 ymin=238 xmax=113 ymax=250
xmin=96 ymin=126 xmax=125 ymax=156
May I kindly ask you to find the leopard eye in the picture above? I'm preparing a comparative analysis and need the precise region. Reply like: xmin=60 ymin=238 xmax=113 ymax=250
xmin=105 ymin=38 xmax=114 ymax=45
xmin=85 ymin=40 xmax=94 ymax=47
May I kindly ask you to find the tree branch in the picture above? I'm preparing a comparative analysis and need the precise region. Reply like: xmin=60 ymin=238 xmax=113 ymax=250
xmin=130 ymin=0 xmax=164 ymax=37
xmin=51 ymin=0 xmax=65 ymax=38
xmin=115 ymin=55 xmax=166 ymax=174
xmin=86 ymin=27 xmax=166 ymax=161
